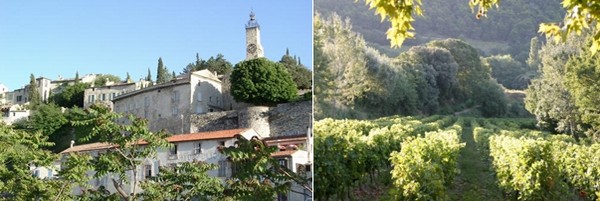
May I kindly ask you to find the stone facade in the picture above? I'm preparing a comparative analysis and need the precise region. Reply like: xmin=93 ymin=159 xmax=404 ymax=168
xmin=190 ymin=100 xmax=312 ymax=138
xmin=83 ymin=80 xmax=150 ymax=109
xmin=112 ymin=70 xmax=223 ymax=134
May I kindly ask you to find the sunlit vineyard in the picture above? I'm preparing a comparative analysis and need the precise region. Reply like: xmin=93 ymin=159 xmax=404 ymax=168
xmin=315 ymin=115 xmax=600 ymax=201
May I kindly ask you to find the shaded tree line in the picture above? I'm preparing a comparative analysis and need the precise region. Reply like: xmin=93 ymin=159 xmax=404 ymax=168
xmin=315 ymin=13 xmax=508 ymax=120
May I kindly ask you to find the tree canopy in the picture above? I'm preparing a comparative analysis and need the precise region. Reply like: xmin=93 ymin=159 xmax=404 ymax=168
xmin=279 ymin=49 xmax=312 ymax=90
xmin=230 ymin=58 xmax=297 ymax=106
xmin=94 ymin=74 xmax=121 ymax=87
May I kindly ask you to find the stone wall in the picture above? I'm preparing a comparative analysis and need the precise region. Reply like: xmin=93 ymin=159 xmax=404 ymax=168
xmin=190 ymin=100 xmax=311 ymax=138
xmin=267 ymin=101 xmax=311 ymax=136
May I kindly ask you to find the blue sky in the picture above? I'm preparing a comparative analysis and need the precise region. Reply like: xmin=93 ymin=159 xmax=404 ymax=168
xmin=0 ymin=1 xmax=312 ymax=90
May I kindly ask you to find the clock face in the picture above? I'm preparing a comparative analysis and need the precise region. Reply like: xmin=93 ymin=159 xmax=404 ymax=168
xmin=247 ymin=43 xmax=257 ymax=54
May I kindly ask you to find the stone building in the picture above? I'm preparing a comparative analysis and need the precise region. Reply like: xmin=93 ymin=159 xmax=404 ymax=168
xmin=83 ymin=80 xmax=150 ymax=109
xmin=112 ymin=70 xmax=223 ymax=134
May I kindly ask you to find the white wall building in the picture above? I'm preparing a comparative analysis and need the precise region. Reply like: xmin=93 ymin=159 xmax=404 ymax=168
xmin=1 ymin=104 xmax=30 ymax=125
xmin=58 ymin=128 xmax=311 ymax=200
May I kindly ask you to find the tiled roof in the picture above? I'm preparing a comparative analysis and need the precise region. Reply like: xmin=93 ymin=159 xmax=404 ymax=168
xmin=60 ymin=142 xmax=115 ymax=154
xmin=271 ymin=150 xmax=298 ymax=157
xmin=166 ymin=128 xmax=249 ymax=143
xmin=60 ymin=128 xmax=250 ymax=153
xmin=263 ymin=135 xmax=307 ymax=147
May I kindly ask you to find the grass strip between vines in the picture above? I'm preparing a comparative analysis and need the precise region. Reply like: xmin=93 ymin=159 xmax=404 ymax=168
xmin=447 ymin=126 xmax=504 ymax=201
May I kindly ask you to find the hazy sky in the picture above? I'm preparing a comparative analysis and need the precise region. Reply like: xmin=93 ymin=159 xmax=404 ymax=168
xmin=0 ymin=1 xmax=312 ymax=90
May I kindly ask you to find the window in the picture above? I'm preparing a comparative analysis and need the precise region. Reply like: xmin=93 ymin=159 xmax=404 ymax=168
xmin=101 ymin=93 xmax=106 ymax=101
xmin=172 ymin=107 xmax=178 ymax=116
xmin=209 ymin=96 xmax=212 ymax=102
xmin=88 ymin=95 xmax=95 ymax=103
xmin=144 ymin=165 xmax=152 ymax=179
xmin=169 ymin=144 xmax=178 ymax=155
xmin=16 ymin=95 xmax=22 ymax=102
xmin=196 ymin=105 xmax=203 ymax=114
xmin=278 ymin=159 xmax=288 ymax=168
xmin=111 ymin=92 xmax=117 ymax=100
xmin=218 ymin=160 xmax=227 ymax=177
xmin=172 ymin=91 xmax=180 ymax=102
xmin=277 ymin=193 xmax=288 ymax=201
xmin=194 ymin=143 xmax=202 ymax=154
xmin=220 ymin=141 xmax=225 ymax=147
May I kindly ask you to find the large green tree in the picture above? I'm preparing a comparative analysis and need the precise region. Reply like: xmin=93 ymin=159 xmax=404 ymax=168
xmin=314 ymin=13 xmax=376 ymax=119
xmin=565 ymin=39 xmax=600 ymax=141
xmin=50 ymin=82 xmax=90 ymax=108
xmin=230 ymin=58 xmax=297 ymax=106
xmin=525 ymin=33 xmax=586 ymax=138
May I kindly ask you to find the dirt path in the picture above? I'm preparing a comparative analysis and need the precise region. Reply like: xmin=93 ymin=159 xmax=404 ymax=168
xmin=447 ymin=126 xmax=505 ymax=201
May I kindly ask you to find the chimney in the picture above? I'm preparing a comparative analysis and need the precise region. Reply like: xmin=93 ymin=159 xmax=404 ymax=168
xmin=70 ymin=140 xmax=75 ymax=148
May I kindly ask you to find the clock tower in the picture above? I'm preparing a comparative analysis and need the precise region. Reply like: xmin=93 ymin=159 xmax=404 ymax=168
xmin=245 ymin=11 xmax=264 ymax=60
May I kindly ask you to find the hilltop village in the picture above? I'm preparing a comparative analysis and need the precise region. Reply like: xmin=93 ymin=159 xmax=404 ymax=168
xmin=0 ymin=12 xmax=312 ymax=201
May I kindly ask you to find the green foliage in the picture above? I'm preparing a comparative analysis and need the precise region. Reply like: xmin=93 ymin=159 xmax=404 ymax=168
xmin=279 ymin=50 xmax=312 ymax=90
xmin=203 ymin=54 xmax=233 ymax=75
xmin=28 ymin=74 xmax=41 ymax=108
xmin=489 ymin=135 xmax=569 ymax=200
xmin=220 ymin=136 xmax=309 ymax=200
xmin=355 ymin=0 xmax=600 ymax=56
xmin=0 ymin=123 xmax=63 ymax=200
xmin=554 ymin=142 xmax=600 ymax=200
xmin=525 ymin=33 xmax=586 ymax=137
xmin=313 ymin=13 xmax=377 ymax=119
xmin=70 ymin=104 xmax=170 ymax=200
xmin=50 ymin=82 xmax=90 ymax=108
xmin=314 ymin=116 xmax=462 ymax=200
xmin=182 ymin=53 xmax=234 ymax=76
xmin=156 ymin=57 xmax=171 ymax=84
xmin=389 ymin=130 xmax=464 ymax=200
xmin=483 ymin=55 xmax=529 ymax=90
xmin=140 ymin=161 xmax=223 ymax=200
xmin=539 ymin=1 xmax=600 ymax=54
xmin=526 ymin=37 xmax=541 ymax=70
xmin=230 ymin=58 xmax=297 ymax=106
xmin=473 ymin=80 xmax=507 ymax=117
xmin=94 ymin=74 xmax=121 ymax=87
xmin=20 ymin=103 xmax=67 ymax=136
xmin=363 ymin=0 xmax=423 ymax=48
xmin=565 ymin=43 xmax=600 ymax=141
xmin=145 ymin=68 xmax=152 ymax=82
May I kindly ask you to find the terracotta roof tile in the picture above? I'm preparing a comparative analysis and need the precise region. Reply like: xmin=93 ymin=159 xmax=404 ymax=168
xmin=61 ymin=128 xmax=250 ymax=153
xmin=271 ymin=150 xmax=298 ymax=157
xmin=166 ymin=128 xmax=248 ymax=143
xmin=60 ymin=142 xmax=115 ymax=154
